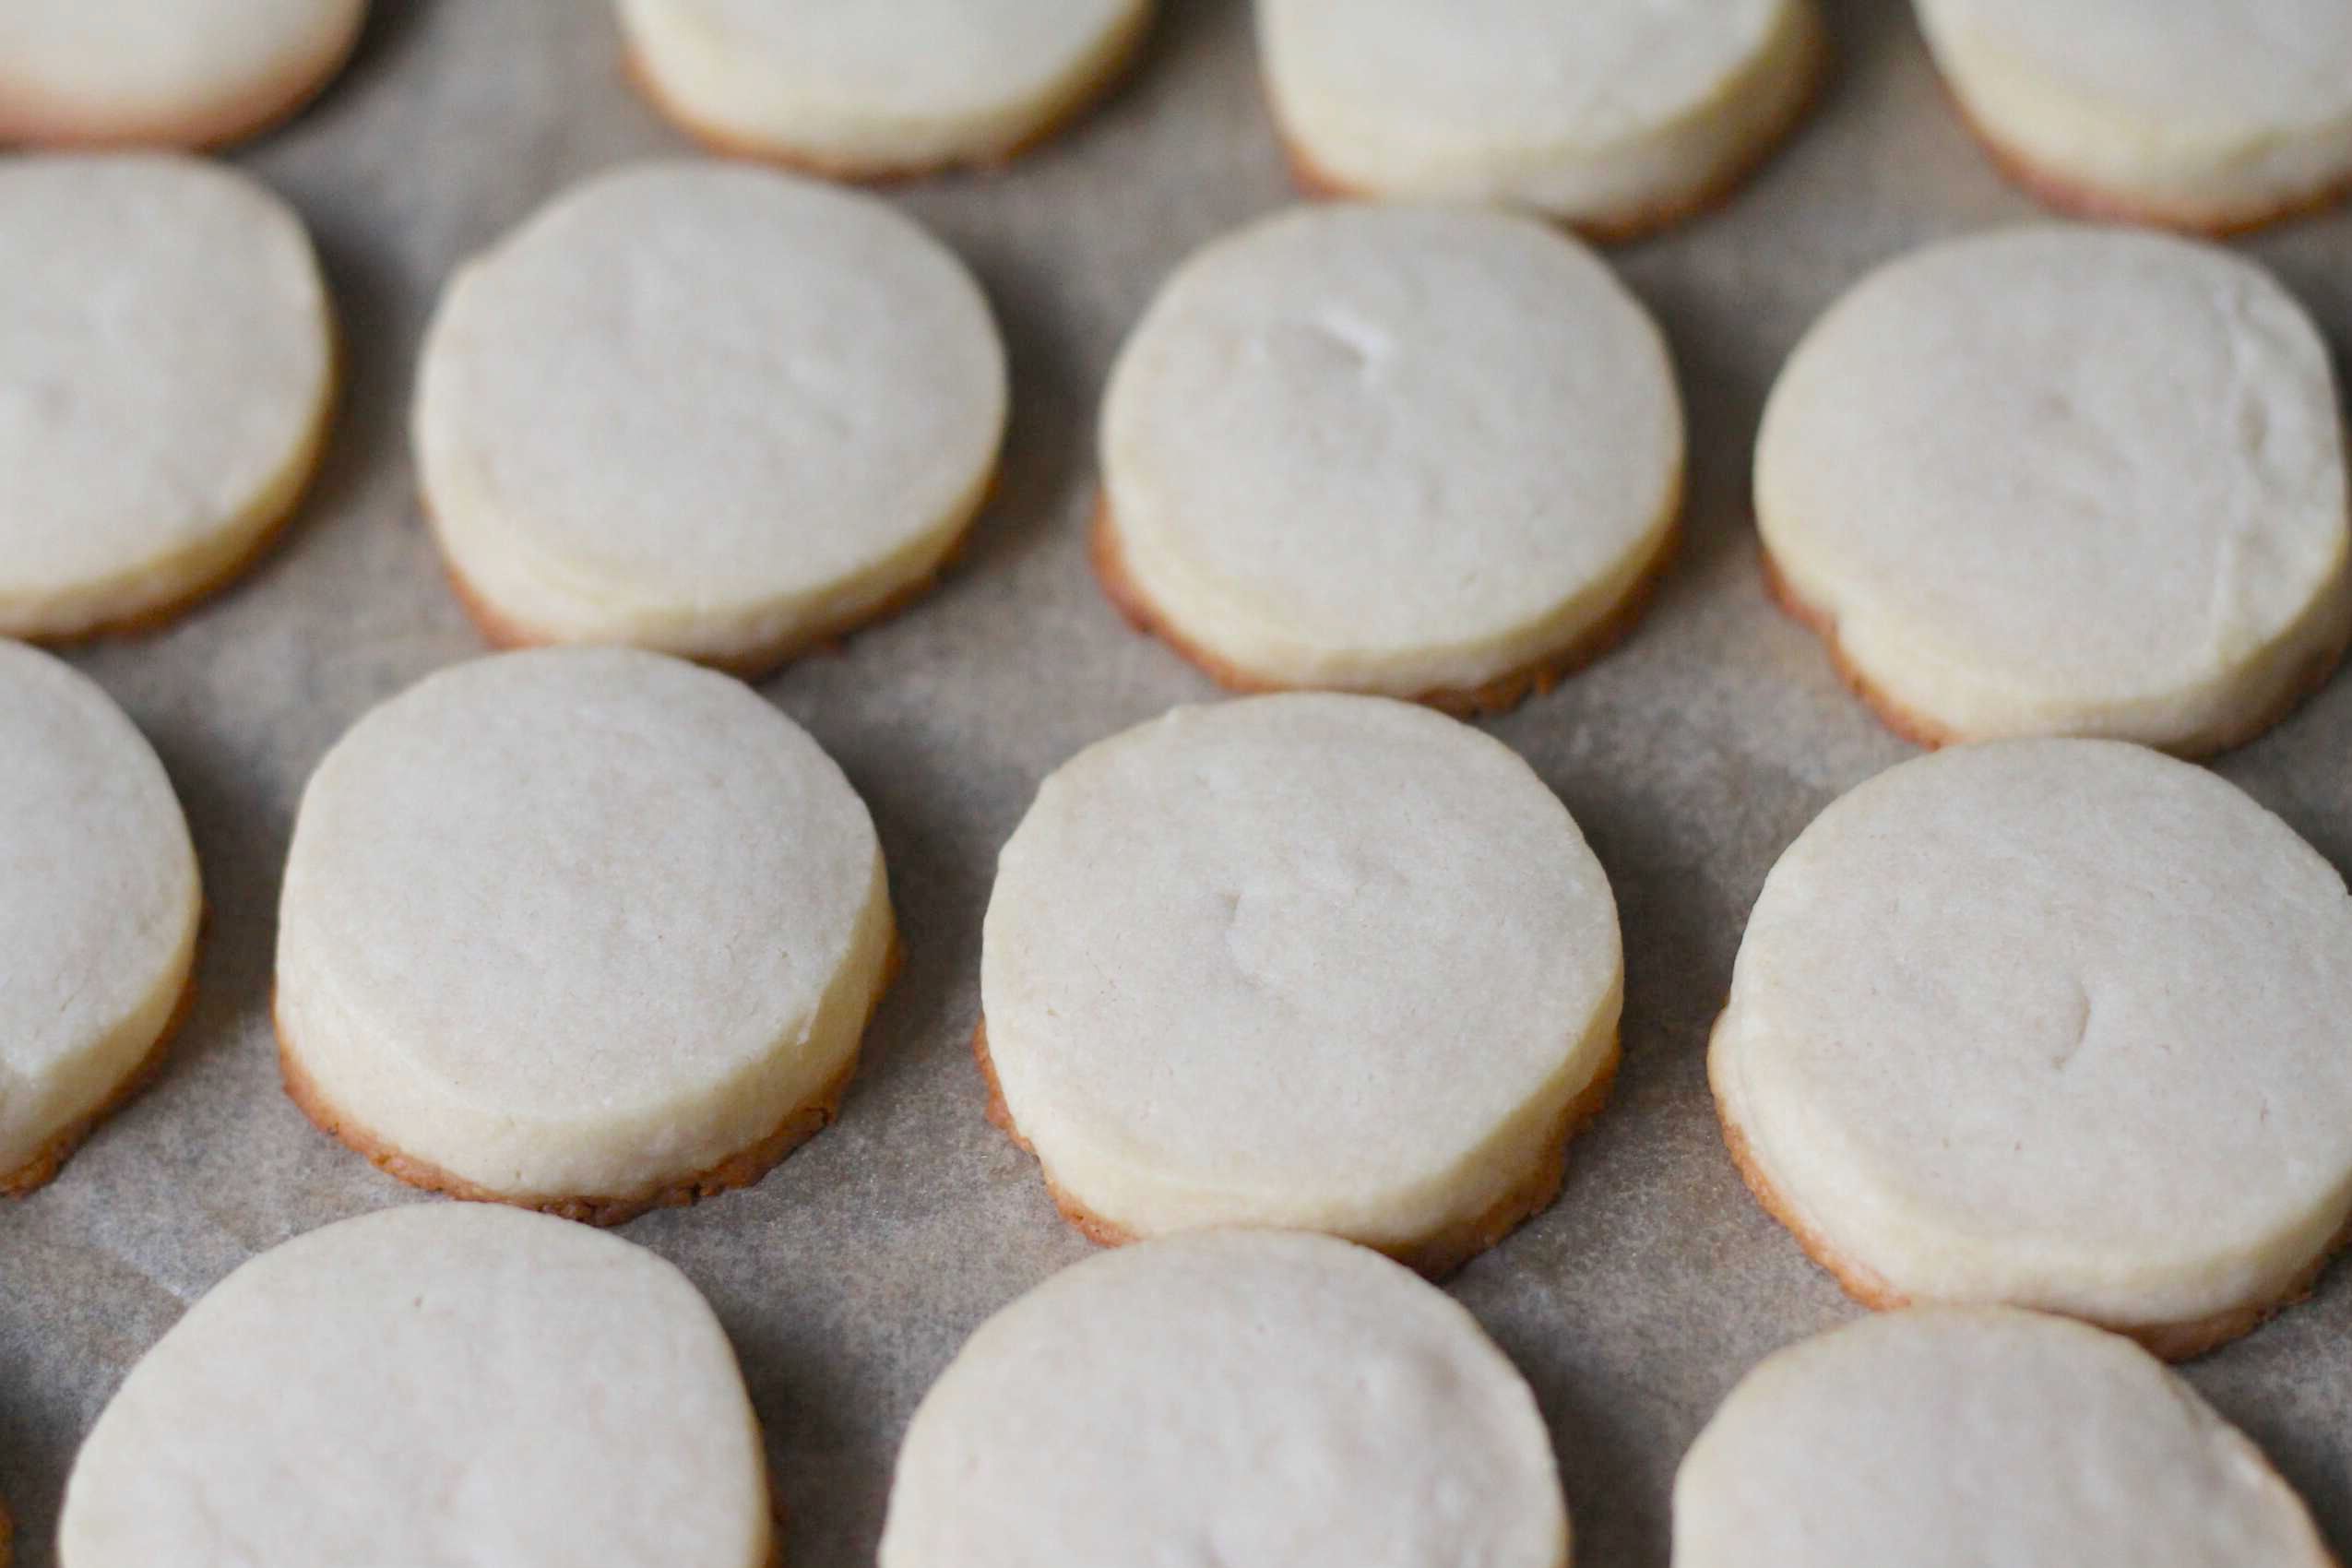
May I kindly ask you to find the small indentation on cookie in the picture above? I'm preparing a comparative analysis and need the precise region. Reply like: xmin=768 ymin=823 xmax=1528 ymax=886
xmin=2051 ymin=977 xmax=2094 ymax=1072
xmin=1255 ymin=308 xmax=1393 ymax=380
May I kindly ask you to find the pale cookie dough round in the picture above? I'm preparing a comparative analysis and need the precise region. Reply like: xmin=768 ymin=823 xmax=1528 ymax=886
xmin=60 ymin=1204 xmax=774 ymax=1568
xmin=1099 ymin=203 xmax=1683 ymax=713
xmin=416 ymin=161 xmax=1006 ymax=676
xmin=1257 ymin=0 xmax=1826 ymax=236
xmin=980 ymin=694 xmax=1623 ymax=1274
xmin=0 ymin=154 xmax=335 ymax=639
xmin=881 ymin=1229 xmax=1569 ymax=1568
xmin=1913 ymin=0 xmax=2352 ymax=232
xmin=1757 ymin=225 xmax=2352 ymax=756
xmin=275 ymin=647 xmax=896 ymax=1223
xmin=1675 ymin=1307 xmax=2333 ymax=1568
xmin=0 ymin=0 xmax=367 ymax=149
xmin=0 ymin=641 xmax=201 ymax=1196
xmin=616 ymin=0 xmax=1153 ymax=176
xmin=1712 ymin=740 xmax=2352 ymax=1358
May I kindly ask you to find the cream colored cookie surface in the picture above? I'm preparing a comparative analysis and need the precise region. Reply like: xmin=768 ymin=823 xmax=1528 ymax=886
xmin=1099 ymin=203 xmax=1682 ymax=707
xmin=0 ymin=641 xmax=200 ymax=1193
xmin=1257 ymin=0 xmax=1823 ymax=232
xmin=617 ymin=0 xmax=1151 ymax=174
xmin=1676 ymin=1308 xmax=2331 ymax=1568
xmin=276 ymin=647 xmax=895 ymax=1216
xmin=0 ymin=154 xmax=334 ymax=638
xmin=0 ymin=0 xmax=367 ymax=148
xmin=980 ymin=694 xmax=1621 ymax=1268
xmin=416 ymin=161 xmax=1006 ymax=674
xmin=881 ymin=1229 xmax=1568 ymax=1568
xmin=1914 ymin=0 xmax=2352 ymax=230
xmin=1757 ymin=225 xmax=2350 ymax=755
xmin=1712 ymin=740 xmax=2352 ymax=1346
xmin=60 ymin=1204 xmax=773 ymax=1568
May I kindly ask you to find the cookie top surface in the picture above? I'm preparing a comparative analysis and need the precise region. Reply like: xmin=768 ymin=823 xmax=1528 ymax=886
xmin=1676 ymin=1307 xmax=2331 ymax=1568
xmin=1259 ymin=0 xmax=1800 ymax=161
xmin=0 ymin=154 xmax=332 ymax=633
xmin=0 ymin=641 xmax=199 ymax=1170
xmin=60 ymin=1203 xmax=771 ymax=1567
xmin=981 ymin=693 xmax=1621 ymax=1242
xmin=1713 ymin=739 xmax=2352 ymax=1325
xmin=1913 ymin=0 xmax=2352 ymax=134
xmin=880 ymin=1229 xmax=1568 ymax=1568
xmin=1100 ymin=203 xmax=1681 ymax=693
xmin=0 ymin=0 xmax=365 ymax=144
xmin=1756 ymin=225 xmax=2347 ymax=748
xmin=415 ymin=161 xmax=1005 ymax=656
xmin=276 ymin=647 xmax=883 ymax=1170
xmin=616 ymin=0 xmax=1148 ymax=166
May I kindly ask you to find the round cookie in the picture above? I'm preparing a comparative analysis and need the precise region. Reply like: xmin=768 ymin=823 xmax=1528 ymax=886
xmin=0 ymin=641 xmax=201 ymax=1196
xmin=1711 ymin=739 xmax=2352 ymax=1357
xmin=275 ymin=647 xmax=896 ymax=1222
xmin=1675 ymin=1307 xmax=2333 ymax=1567
xmin=616 ymin=0 xmax=1153 ymax=177
xmin=1913 ymin=0 xmax=2352 ymax=232
xmin=59 ymin=1204 xmax=774 ymax=1567
xmin=415 ymin=161 xmax=1006 ymax=675
xmin=980 ymin=693 xmax=1622 ymax=1274
xmin=0 ymin=154 xmax=336 ymax=639
xmin=1756 ymin=225 xmax=2351 ymax=756
xmin=880 ymin=1229 xmax=1568 ymax=1568
xmin=1098 ymin=203 xmax=1683 ymax=713
xmin=1257 ymin=0 xmax=1826 ymax=236
xmin=0 ymin=0 xmax=367 ymax=149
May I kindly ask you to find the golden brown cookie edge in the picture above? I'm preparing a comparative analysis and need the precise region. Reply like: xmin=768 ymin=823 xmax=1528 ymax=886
xmin=1270 ymin=5 xmax=1831 ymax=244
xmin=0 ymin=927 xmax=201 ymax=1198
xmin=1706 ymin=1006 xmax=2352 ymax=1361
xmin=276 ymin=932 xmax=903 ymax=1228
xmin=617 ymin=5 xmax=1155 ymax=184
xmin=971 ymin=1014 xmax=1621 ymax=1278
xmin=1090 ymin=492 xmax=1681 ymax=719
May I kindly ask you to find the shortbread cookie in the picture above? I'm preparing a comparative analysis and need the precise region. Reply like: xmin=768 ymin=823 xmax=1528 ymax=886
xmin=980 ymin=694 xmax=1622 ymax=1273
xmin=0 ymin=0 xmax=367 ymax=149
xmin=1258 ymin=0 xmax=1826 ymax=236
xmin=416 ymin=162 xmax=1005 ymax=675
xmin=1099 ymin=203 xmax=1682 ymax=712
xmin=1757 ymin=226 xmax=2351 ymax=755
xmin=60 ymin=1204 xmax=774 ymax=1567
xmin=1676 ymin=1307 xmax=2333 ymax=1567
xmin=882 ymin=1229 xmax=1568 ymax=1568
xmin=276 ymin=647 xmax=895 ymax=1222
xmin=1914 ymin=0 xmax=2352 ymax=232
xmin=0 ymin=642 xmax=201 ymax=1196
xmin=617 ymin=0 xmax=1152 ymax=176
xmin=1712 ymin=740 xmax=2352 ymax=1357
xmin=0 ymin=155 xmax=335 ymax=639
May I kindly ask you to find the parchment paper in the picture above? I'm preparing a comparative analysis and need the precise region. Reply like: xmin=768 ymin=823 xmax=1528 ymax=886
xmin=7 ymin=3 xmax=2352 ymax=1562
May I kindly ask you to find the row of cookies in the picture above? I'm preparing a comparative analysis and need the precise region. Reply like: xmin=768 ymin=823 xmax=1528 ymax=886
xmin=14 ymin=142 xmax=2346 ymax=756
xmin=11 ymin=0 xmax=2352 ymax=237
xmin=40 ymin=1202 xmax=2345 ymax=1564
xmin=18 ymin=625 xmax=2352 ymax=1351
